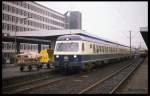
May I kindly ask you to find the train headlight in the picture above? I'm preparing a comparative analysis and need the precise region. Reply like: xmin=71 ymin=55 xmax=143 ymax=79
xmin=66 ymin=38 xmax=69 ymax=40
xmin=74 ymin=55 xmax=77 ymax=58
xmin=56 ymin=55 xmax=59 ymax=58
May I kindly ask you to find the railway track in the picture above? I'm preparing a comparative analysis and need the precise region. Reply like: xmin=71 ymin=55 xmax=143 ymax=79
xmin=3 ymin=71 xmax=62 ymax=94
xmin=78 ymin=58 xmax=144 ymax=94
xmin=3 ymin=70 xmax=88 ymax=94
xmin=21 ymin=58 xmax=140 ymax=94
xmin=3 ymin=57 xmax=144 ymax=94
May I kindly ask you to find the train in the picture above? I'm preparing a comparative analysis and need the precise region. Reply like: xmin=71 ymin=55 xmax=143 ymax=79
xmin=138 ymin=48 xmax=148 ymax=58
xmin=14 ymin=34 xmax=146 ymax=73
xmin=53 ymin=34 xmax=136 ymax=73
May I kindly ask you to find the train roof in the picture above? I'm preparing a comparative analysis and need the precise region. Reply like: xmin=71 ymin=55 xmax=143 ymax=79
xmin=57 ymin=34 xmax=130 ymax=48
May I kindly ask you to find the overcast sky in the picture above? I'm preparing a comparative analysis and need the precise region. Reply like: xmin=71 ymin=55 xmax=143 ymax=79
xmin=36 ymin=1 xmax=148 ymax=49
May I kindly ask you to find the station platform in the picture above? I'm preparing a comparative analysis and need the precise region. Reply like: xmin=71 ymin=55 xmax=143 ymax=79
xmin=118 ymin=57 xmax=148 ymax=94
xmin=2 ymin=65 xmax=53 ymax=79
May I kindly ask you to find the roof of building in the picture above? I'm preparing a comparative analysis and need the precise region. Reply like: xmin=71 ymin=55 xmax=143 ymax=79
xmin=33 ymin=1 xmax=65 ymax=17
xmin=9 ymin=30 xmax=85 ymax=37
xmin=2 ymin=36 xmax=51 ymax=43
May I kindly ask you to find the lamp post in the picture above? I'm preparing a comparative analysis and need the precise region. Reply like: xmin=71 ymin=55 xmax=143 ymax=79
xmin=14 ymin=16 xmax=32 ymax=64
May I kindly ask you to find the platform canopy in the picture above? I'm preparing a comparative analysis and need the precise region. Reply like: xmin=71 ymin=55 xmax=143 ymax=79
xmin=9 ymin=29 xmax=128 ymax=47
xmin=140 ymin=27 xmax=148 ymax=48
xmin=9 ymin=30 xmax=87 ymax=37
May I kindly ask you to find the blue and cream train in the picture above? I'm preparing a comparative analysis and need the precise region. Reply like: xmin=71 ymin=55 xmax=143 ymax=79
xmin=54 ymin=34 xmax=135 ymax=72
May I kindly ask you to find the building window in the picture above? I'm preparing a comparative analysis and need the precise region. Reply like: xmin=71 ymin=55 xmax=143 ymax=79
xmin=2 ymin=24 xmax=4 ymax=30
xmin=24 ymin=2 xmax=27 ymax=8
xmin=2 ymin=4 xmax=4 ymax=10
xmin=2 ymin=14 xmax=5 ymax=20
xmin=8 ymin=5 xmax=11 ymax=12
xmin=11 ymin=7 xmax=14 ymax=13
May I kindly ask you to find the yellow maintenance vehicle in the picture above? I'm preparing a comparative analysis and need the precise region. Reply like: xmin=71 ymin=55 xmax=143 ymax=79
xmin=16 ymin=48 xmax=54 ymax=72
xmin=39 ymin=48 xmax=54 ymax=68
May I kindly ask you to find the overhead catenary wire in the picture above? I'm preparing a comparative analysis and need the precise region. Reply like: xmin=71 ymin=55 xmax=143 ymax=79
xmin=114 ymin=4 xmax=141 ymax=48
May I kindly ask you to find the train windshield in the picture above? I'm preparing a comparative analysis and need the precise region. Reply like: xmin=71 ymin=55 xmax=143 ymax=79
xmin=56 ymin=42 xmax=79 ymax=52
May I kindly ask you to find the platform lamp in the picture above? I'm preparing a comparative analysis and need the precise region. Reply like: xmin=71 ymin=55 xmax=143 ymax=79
xmin=14 ymin=16 xmax=32 ymax=64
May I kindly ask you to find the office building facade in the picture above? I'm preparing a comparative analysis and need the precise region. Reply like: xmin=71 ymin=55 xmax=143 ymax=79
xmin=65 ymin=11 xmax=82 ymax=29
xmin=2 ymin=1 xmax=67 ymax=64
xmin=2 ymin=1 xmax=66 ymax=34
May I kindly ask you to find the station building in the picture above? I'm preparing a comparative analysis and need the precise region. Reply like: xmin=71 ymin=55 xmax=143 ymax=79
xmin=2 ymin=1 xmax=65 ymax=64
xmin=2 ymin=30 xmax=88 ymax=64
xmin=2 ymin=1 xmax=66 ymax=33
xmin=2 ymin=1 xmax=82 ymax=64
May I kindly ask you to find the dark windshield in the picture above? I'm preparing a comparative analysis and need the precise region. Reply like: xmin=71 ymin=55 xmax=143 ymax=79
xmin=56 ymin=42 xmax=79 ymax=52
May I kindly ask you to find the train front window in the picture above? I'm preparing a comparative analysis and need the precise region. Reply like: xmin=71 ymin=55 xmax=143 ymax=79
xmin=56 ymin=42 xmax=79 ymax=52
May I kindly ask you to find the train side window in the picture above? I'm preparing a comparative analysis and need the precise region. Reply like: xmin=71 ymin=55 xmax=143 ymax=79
xmin=114 ymin=48 xmax=115 ymax=53
xmin=103 ymin=46 xmax=105 ymax=53
xmin=97 ymin=45 xmax=99 ymax=53
xmin=102 ymin=46 xmax=104 ymax=53
xmin=99 ymin=46 xmax=101 ymax=52
xmin=110 ymin=47 xmax=112 ymax=53
xmin=90 ymin=44 xmax=92 ymax=48
xmin=82 ymin=43 xmax=84 ymax=51
xmin=93 ymin=44 xmax=95 ymax=53
xmin=106 ymin=46 xmax=108 ymax=53
xmin=107 ymin=46 xmax=108 ymax=53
